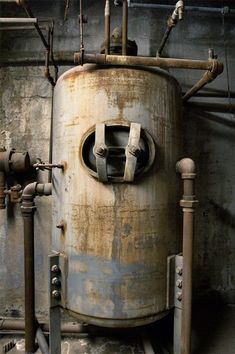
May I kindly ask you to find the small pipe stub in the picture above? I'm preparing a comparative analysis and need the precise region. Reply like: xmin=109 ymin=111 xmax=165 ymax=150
xmin=176 ymin=158 xmax=196 ymax=176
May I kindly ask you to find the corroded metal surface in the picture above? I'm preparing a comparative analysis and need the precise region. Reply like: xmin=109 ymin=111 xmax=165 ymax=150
xmin=52 ymin=64 xmax=182 ymax=327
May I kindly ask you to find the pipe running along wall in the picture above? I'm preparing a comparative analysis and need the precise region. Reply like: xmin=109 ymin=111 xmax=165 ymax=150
xmin=176 ymin=158 xmax=198 ymax=354
xmin=74 ymin=53 xmax=223 ymax=100
xmin=21 ymin=183 xmax=52 ymax=354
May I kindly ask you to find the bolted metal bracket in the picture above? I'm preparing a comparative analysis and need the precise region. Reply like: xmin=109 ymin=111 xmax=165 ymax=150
xmin=175 ymin=254 xmax=183 ymax=309
xmin=124 ymin=122 xmax=141 ymax=182
xmin=49 ymin=252 xmax=67 ymax=354
xmin=93 ymin=123 xmax=108 ymax=182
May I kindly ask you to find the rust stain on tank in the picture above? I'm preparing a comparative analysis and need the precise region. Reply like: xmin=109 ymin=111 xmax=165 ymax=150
xmin=52 ymin=64 xmax=182 ymax=326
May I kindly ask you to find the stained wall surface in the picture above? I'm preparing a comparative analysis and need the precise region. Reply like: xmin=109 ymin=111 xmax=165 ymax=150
xmin=0 ymin=0 xmax=234 ymax=317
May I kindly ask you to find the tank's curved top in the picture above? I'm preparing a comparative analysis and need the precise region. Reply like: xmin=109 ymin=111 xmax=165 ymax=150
xmin=56 ymin=63 xmax=181 ymax=90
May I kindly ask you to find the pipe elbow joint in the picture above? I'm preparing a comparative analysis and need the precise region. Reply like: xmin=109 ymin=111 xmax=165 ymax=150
xmin=22 ymin=182 xmax=37 ymax=201
xmin=176 ymin=158 xmax=196 ymax=176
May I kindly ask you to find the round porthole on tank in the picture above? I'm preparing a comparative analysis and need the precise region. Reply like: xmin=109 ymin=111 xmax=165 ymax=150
xmin=80 ymin=121 xmax=156 ymax=183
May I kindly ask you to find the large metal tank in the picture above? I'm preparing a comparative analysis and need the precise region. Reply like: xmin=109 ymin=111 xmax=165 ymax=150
xmin=52 ymin=64 xmax=182 ymax=327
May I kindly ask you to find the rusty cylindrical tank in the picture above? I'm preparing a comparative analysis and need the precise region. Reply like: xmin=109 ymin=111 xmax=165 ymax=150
xmin=52 ymin=64 xmax=182 ymax=327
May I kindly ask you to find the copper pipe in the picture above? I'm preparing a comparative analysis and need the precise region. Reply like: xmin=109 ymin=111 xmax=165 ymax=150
xmin=122 ymin=0 xmax=128 ymax=55
xmin=74 ymin=53 xmax=223 ymax=71
xmin=176 ymin=158 xmax=198 ymax=354
xmin=104 ymin=0 xmax=110 ymax=55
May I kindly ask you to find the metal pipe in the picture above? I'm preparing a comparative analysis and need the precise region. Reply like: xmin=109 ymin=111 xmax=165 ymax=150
xmin=128 ymin=2 xmax=235 ymax=15
xmin=157 ymin=24 xmax=174 ymax=57
xmin=0 ymin=17 xmax=37 ymax=23
xmin=157 ymin=1 xmax=184 ymax=57
xmin=0 ymin=25 xmax=47 ymax=30
xmin=79 ymin=0 xmax=84 ymax=63
xmin=183 ymin=62 xmax=223 ymax=102
xmin=36 ymin=326 xmax=49 ymax=354
xmin=0 ymin=171 xmax=6 ymax=209
xmin=21 ymin=183 xmax=52 ymax=354
xmin=21 ymin=183 xmax=37 ymax=354
xmin=104 ymin=0 xmax=110 ymax=55
xmin=185 ymin=102 xmax=235 ymax=113
xmin=0 ymin=57 xmax=74 ymax=66
xmin=74 ymin=53 xmax=223 ymax=71
xmin=0 ymin=318 xmax=85 ymax=334
xmin=17 ymin=0 xmax=49 ymax=50
xmin=176 ymin=158 xmax=198 ymax=354
xmin=122 ymin=0 xmax=128 ymax=55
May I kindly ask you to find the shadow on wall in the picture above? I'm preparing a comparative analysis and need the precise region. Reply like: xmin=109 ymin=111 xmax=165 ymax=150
xmin=183 ymin=106 xmax=235 ymax=304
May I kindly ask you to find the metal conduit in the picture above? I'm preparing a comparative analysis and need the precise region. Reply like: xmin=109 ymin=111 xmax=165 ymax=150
xmin=128 ymin=2 xmax=235 ymax=15
xmin=0 ymin=17 xmax=37 ymax=23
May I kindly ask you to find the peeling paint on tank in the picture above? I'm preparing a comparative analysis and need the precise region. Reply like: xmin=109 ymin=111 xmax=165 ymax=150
xmin=52 ymin=64 xmax=182 ymax=326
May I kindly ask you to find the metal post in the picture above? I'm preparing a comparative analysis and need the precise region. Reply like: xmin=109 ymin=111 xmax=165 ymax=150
xmin=176 ymin=159 xmax=198 ymax=354
xmin=122 ymin=0 xmax=128 ymax=55
xmin=21 ymin=184 xmax=37 ymax=354
xmin=104 ymin=0 xmax=110 ymax=54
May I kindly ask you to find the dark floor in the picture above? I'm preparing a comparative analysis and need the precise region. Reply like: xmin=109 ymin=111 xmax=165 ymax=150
xmin=1 ymin=305 xmax=235 ymax=353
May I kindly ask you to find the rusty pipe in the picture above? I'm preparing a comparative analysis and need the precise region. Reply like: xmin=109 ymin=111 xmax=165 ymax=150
xmin=0 ymin=318 xmax=86 ymax=334
xmin=74 ymin=53 xmax=223 ymax=72
xmin=21 ymin=183 xmax=37 ymax=354
xmin=176 ymin=158 xmax=198 ymax=354
xmin=183 ymin=61 xmax=224 ymax=102
xmin=21 ymin=183 xmax=52 ymax=354
xmin=157 ymin=1 xmax=184 ymax=57
xmin=122 ymin=0 xmax=128 ymax=55
xmin=104 ymin=0 xmax=110 ymax=55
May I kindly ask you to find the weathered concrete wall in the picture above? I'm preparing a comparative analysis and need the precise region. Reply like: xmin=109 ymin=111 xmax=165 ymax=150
xmin=0 ymin=0 xmax=234 ymax=318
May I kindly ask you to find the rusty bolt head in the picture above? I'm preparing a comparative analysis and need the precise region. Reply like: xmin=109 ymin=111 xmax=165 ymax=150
xmin=51 ymin=265 xmax=60 ymax=274
xmin=52 ymin=290 xmax=61 ymax=299
xmin=52 ymin=277 xmax=61 ymax=286
xmin=129 ymin=145 xmax=140 ymax=157
xmin=176 ymin=279 xmax=182 ymax=288
xmin=96 ymin=146 xmax=107 ymax=157
xmin=176 ymin=292 xmax=182 ymax=301
xmin=176 ymin=267 xmax=183 ymax=276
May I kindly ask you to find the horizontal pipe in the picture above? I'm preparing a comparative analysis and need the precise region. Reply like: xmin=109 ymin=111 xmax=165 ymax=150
xmin=18 ymin=0 xmax=49 ymax=50
xmin=74 ymin=53 xmax=223 ymax=71
xmin=185 ymin=102 xmax=235 ymax=113
xmin=0 ymin=57 xmax=74 ymax=66
xmin=0 ymin=17 xmax=37 ymax=23
xmin=0 ymin=25 xmax=48 ymax=30
xmin=128 ymin=2 xmax=235 ymax=14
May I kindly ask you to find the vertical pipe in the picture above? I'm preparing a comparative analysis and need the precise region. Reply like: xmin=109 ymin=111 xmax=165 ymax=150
xmin=181 ymin=206 xmax=194 ymax=354
xmin=176 ymin=158 xmax=197 ymax=354
xmin=0 ymin=171 xmax=6 ymax=209
xmin=122 ymin=0 xmax=128 ymax=55
xmin=23 ymin=211 xmax=36 ymax=353
xmin=104 ymin=0 xmax=110 ymax=54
